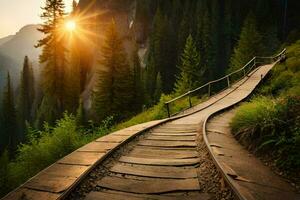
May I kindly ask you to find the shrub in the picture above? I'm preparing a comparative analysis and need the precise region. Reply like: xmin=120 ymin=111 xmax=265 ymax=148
xmin=0 ymin=114 xmax=107 ymax=198
xmin=0 ymin=150 xmax=10 ymax=197
xmin=231 ymin=96 xmax=300 ymax=171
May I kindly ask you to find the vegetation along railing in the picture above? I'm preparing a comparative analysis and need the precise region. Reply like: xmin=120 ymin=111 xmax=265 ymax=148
xmin=165 ymin=49 xmax=287 ymax=117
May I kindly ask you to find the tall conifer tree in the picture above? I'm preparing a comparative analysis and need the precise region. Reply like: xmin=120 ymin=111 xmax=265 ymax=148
xmin=93 ymin=21 xmax=134 ymax=120
xmin=131 ymin=46 xmax=144 ymax=111
xmin=36 ymin=0 xmax=67 ymax=125
xmin=17 ymin=56 xmax=35 ymax=135
xmin=229 ymin=12 xmax=265 ymax=72
xmin=175 ymin=35 xmax=202 ymax=94
xmin=1 ymin=73 xmax=17 ymax=152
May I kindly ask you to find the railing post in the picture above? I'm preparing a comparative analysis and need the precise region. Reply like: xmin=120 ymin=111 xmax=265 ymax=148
xmin=254 ymin=57 xmax=256 ymax=67
xmin=165 ymin=103 xmax=170 ymax=118
xmin=188 ymin=92 xmax=192 ymax=108
xmin=208 ymin=83 xmax=211 ymax=96
xmin=227 ymin=76 xmax=230 ymax=87
xmin=243 ymin=68 xmax=246 ymax=77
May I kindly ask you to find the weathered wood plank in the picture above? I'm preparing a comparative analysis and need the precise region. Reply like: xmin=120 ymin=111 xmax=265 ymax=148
xmin=129 ymin=148 xmax=198 ymax=159
xmin=110 ymin=163 xmax=197 ymax=178
xmin=151 ymin=132 xmax=197 ymax=136
xmin=77 ymin=142 xmax=119 ymax=152
xmin=39 ymin=164 xmax=89 ymax=178
xmin=24 ymin=174 xmax=77 ymax=193
xmin=134 ymin=146 xmax=196 ymax=151
xmin=96 ymin=135 xmax=127 ymax=143
xmin=97 ymin=176 xmax=200 ymax=194
xmin=138 ymin=140 xmax=196 ymax=147
xmin=146 ymin=135 xmax=196 ymax=141
xmin=119 ymin=156 xmax=200 ymax=166
xmin=58 ymin=151 xmax=105 ymax=166
xmin=85 ymin=190 xmax=211 ymax=200
xmin=3 ymin=188 xmax=59 ymax=200
xmin=110 ymin=129 xmax=137 ymax=136
xmin=85 ymin=191 xmax=145 ymax=200
xmin=151 ymin=130 xmax=197 ymax=133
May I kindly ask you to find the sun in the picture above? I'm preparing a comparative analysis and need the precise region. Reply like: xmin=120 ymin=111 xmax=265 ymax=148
xmin=65 ymin=20 xmax=76 ymax=31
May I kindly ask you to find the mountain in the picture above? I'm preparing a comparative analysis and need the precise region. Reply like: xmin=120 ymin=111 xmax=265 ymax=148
xmin=0 ymin=24 xmax=42 ymax=66
xmin=0 ymin=35 xmax=13 ymax=46
xmin=0 ymin=24 xmax=42 ymax=96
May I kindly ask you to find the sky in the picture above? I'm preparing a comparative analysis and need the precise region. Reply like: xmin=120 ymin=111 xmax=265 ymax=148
xmin=0 ymin=0 xmax=74 ymax=38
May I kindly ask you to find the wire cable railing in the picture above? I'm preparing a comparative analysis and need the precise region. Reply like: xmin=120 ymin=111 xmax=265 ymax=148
xmin=165 ymin=49 xmax=287 ymax=117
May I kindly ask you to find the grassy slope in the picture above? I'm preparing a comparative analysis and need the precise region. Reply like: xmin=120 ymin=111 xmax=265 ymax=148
xmin=230 ymin=41 xmax=300 ymax=177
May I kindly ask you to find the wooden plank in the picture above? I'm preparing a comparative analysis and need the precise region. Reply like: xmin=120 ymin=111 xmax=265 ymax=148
xmin=110 ymin=130 xmax=137 ymax=136
xmin=97 ymin=176 xmax=200 ymax=194
xmin=151 ymin=132 xmax=197 ymax=136
xmin=129 ymin=148 xmax=198 ymax=159
xmin=151 ymin=130 xmax=197 ymax=133
xmin=3 ymin=188 xmax=59 ymax=200
xmin=85 ymin=191 xmax=145 ymax=200
xmin=119 ymin=156 xmax=200 ymax=166
xmin=110 ymin=163 xmax=197 ymax=179
xmin=134 ymin=146 xmax=196 ymax=151
xmin=39 ymin=164 xmax=89 ymax=178
xmin=96 ymin=135 xmax=127 ymax=143
xmin=85 ymin=190 xmax=211 ymax=200
xmin=160 ymin=124 xmax=199 ymax=128
xmin=58 ymin=151 xmax=105 ymax=166
xmin=24 ymin=174 xmax=77 ymax=193
xmin=146 ymin=135 xmax=196 ymax=141
xmin=77 ymin=142 xmax=119 ymax=152
xmin=138 ymin=140 xmax=196 ymax=147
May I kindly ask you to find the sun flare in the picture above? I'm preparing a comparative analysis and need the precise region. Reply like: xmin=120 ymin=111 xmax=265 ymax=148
xmin=65 ymin=20 xmax=76 ymax=31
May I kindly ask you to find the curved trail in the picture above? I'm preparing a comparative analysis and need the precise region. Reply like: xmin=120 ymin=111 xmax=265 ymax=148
xmin=4 ymin=62 xmax=292 ymax=200
xmin=69 ymin=63 xmax=275 ymax=200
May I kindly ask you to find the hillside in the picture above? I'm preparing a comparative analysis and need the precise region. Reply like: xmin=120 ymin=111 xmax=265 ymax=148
xmin=0 ymin=35 xmax=13 ymax=46
xmin=0 ymin=24 xmax=42 ymax=94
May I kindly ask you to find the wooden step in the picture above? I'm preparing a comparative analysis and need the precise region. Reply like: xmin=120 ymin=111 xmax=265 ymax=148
xmin=128 ymin=148 xmax=198 ymax=159
xmin=85 ymin=190 xmax=211 ymax=200
xmin=110 ymin=163 xmax=197 ymax=179
xmin=146 ymin=135 xmax=196 ymax=141
xmin=119 ymin=156 xmax=200 ymax=166
xmin=97 ymin=176 xmax=200 ymax=194
xmin=138 ymin=140 xmax=196 ymax=148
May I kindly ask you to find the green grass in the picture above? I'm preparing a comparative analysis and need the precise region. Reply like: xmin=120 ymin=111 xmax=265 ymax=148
xmin=0 ymin=114 xmax=109 ymax=198
xmin=230 ymin=40 xmax=300 ymax=173
xmin=114 ymin=94 xmax=204 ymax=130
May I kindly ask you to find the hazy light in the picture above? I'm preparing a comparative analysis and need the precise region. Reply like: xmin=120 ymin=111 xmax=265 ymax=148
xmin=65 ymin=20 xmax=76 ymax=31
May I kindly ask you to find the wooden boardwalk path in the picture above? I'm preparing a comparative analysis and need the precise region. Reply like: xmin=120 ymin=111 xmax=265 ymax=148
xmin=3 ymin=61 xmax=298 ymax=200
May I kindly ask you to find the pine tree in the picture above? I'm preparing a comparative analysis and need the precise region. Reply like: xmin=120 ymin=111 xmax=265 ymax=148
xmin=154 ymin=73 xmax=162 ymax=102
xmin=145 ymin=8 xmax=166 ymax=99
xmin=76 ymin=98 xmax=86 ymax=127
xmin=93 ymin=21 xmax=134 ymax=121
xmin=229 ymin=12 xmax=265 ymax=72
xmin=255 ymin=0 xmax=280 ymax=54
xmin=1 ymin=73 xmax=17 ymax=152
xmin=177 ymin=2 xmax=191 ymax=56
xmin=175 ymin=35 xmax=202 ymax=94
xmin=36 ymin=0 xmax=67 ymax=125
xmin=200 ymin=5 xmax=213 ymax=80
xmin=17 ymin=56 xmax=35 ymax=135
xmin=131 ymin=45 xmax=144 ymax=111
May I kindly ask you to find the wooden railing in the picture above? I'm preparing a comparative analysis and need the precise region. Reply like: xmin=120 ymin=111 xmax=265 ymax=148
xmin=165 ymin=49 xmax=287 ymax=117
